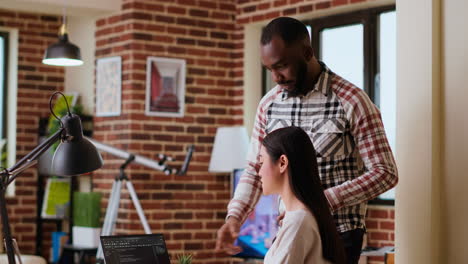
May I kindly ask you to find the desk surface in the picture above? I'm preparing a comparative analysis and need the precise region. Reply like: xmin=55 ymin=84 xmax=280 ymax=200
xmin=0 ymin=255 xmax=47 ymax=264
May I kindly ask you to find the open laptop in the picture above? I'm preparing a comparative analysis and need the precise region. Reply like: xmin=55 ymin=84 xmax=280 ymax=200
xmin=100 ymin=234 xmax=170 ymax=264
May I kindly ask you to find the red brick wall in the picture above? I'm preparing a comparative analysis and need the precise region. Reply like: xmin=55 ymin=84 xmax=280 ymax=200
xmin=92 ymin=1 xmax=239 ymax=263
xmin=365 ymin=205 xmax=395 ymax=264
xmin=0 ymin=8 xmax=64 ymax=258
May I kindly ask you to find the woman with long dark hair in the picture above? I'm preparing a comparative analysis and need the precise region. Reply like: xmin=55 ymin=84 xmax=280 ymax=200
xmin=260 ymin=126 xmax=346 ymax=264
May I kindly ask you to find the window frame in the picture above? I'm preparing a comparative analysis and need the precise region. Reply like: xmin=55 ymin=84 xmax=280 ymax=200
xmin=0 ymin=27 xmax=18 ymax=197
xmin=0 ymin=31 xmax=9 ymax=142
xmin=304 ymin=5 xmax=395 ymax=103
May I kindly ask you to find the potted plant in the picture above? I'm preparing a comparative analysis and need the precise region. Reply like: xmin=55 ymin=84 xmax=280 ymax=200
xmin=72 ymin=192 xmax=102 ymax=247
xmin=176 ymin=253 xmax=193 ymax=264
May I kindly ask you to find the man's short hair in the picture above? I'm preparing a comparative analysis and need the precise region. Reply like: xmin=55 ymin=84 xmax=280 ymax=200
xmin=261 ymin=17 xmax=310 ymax=46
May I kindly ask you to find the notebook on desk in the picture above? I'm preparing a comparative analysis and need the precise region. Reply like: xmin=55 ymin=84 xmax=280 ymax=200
xmin=100 ymin=234 xmax=170 ymax=264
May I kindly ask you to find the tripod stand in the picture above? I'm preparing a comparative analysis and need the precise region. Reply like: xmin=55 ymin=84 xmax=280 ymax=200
xmin=89 ymin=141 xmax=194 ymax=263
xmin=95 ymin=155 xmax=150 ymax=261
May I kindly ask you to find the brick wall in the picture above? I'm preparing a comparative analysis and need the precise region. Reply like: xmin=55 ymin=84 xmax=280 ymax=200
xmin=365 ymin=205 xmax=395 ymax=264
xmin=92 ymin=0 xmax=239 ymax=263
xmin=0 ymin=8 xmax=63 ymax=258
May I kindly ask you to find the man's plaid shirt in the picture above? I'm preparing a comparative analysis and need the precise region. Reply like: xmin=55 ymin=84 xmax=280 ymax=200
xmin=228 ymin=63 xmax=398 ymax=233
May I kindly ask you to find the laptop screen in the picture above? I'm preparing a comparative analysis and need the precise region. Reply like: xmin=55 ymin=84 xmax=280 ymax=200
xmin=100 ymin=234 xmax=170 ymax=264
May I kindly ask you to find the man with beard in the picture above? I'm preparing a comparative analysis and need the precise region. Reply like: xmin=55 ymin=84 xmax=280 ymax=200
xmin=215 ymin=17 xmax=398 ymax=264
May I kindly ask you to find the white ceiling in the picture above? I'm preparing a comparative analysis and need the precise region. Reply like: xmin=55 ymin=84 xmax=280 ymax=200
xmin=0 ymin=0 xmax=121 ymax=17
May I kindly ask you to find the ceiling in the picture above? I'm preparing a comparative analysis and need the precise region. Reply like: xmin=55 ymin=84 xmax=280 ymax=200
xmin=0 ymin=0 xmax=121 ymax=17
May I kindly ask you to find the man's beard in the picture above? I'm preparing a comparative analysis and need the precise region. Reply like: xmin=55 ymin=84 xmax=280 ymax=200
xmin=288 ymin=61 xmax=308 ymax=97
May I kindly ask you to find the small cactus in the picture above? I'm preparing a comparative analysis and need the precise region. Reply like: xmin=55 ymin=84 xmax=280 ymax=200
xmin=177 ymin=253 xmax=193 ymax=264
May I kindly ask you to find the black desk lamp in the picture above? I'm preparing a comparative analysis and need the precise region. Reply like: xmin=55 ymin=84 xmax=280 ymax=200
xmin=0 ymin=92 xmax=103 ymax=264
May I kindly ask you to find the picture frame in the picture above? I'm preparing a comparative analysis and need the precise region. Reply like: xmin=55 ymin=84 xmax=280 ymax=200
xmin=41 ymin=178 xmax=71 ymax=219
xmin=96 ymin=56 xmax=121 ymax=117
xmin=146 ymin=56 xmax=186 ymax=117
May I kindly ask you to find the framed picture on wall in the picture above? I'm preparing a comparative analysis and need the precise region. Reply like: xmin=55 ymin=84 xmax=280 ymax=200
xmin=145 ymin=57 xmax=186 ymax=117
xmin=96 ymin=56 xmax=121 ymax=117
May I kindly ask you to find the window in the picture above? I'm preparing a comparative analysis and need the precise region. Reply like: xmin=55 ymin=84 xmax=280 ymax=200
xmin=321 ymin=24 xmax=364 ymax=89
xmin=0 ymin=31 xmax=8 ymax=168
xmin=374 ymin=10 xmax=396 ymax=202
xmin=0 ymin=27 xmax=18 ymax=196
xmin=262 ymin=6 xmax=396 ymax=204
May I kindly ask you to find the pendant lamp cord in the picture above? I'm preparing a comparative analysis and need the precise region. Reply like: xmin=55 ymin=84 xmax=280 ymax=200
xmin=49 ymin=91 xmax=72 ymax=132
xmin=62 ymin=0 xmax=66 ymax=26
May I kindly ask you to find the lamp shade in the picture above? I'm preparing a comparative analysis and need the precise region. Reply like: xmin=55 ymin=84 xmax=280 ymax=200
xmin=209 ymin=126 xmax=249 ymax=173
xmin=52 ymin=114 xmax=103 ymax=176
xmin=42 ymin=33 xmax=83 ymax=66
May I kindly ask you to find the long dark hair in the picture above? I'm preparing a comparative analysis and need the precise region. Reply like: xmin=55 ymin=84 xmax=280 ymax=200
xmin=262 ymin=126 xmax=346 ymax=264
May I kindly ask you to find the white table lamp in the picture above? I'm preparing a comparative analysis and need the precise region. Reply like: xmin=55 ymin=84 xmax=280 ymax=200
xmin=209 ymin=127 xmax=249 ymax=173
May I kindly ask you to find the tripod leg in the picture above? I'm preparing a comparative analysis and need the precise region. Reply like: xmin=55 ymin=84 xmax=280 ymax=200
xmin=96 ymin=180 xmax=121 ymax=261
xmin=101 ymin=180 xmax=118 ymax=236
xmin=96 ymin=181 xmax=116 ymax=262
xmin=125 ymin=181 xmax=152 ymax=234
xmin=108 ymin=181 xmax=122 ymax=235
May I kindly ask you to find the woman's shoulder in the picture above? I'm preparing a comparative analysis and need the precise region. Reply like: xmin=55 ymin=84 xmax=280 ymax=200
xmin=284 ymin=209 xmax=319 ymax=228
xmin=268 ymin=209 xmax=329 ymax=264
xmin=280 ymin=209 xmax=321 ymax=241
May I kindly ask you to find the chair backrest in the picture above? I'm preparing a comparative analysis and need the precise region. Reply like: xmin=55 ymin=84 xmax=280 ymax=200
xmin=0 ymin=254 xmax=47 ymax=264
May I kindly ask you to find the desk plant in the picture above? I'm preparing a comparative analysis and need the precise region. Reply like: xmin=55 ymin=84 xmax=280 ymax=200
xmin=72 ymin=192 xmax=102 ymax=247
xmin=177 ymin=253 xmax=193 ymax=264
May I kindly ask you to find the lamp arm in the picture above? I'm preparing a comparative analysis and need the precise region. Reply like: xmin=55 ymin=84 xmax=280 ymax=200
xmin=6 ymin=128 xmax=64 ymax=185
xmin=0 ymin=127 xmax=64 ymax=264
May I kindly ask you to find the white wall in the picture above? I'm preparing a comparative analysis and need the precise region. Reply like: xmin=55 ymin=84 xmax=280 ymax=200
xmin=243 ymin=25 xmax=262 ymax=135
xmin=0 ymin=1 xmax=121 ymax=115
xmin=65 ymin=16 xmax=96 ymax=115
xmin=395 ymin=0 xmax=441 ymax=262
xmin=442 ymin=0 xmax=468 ymax=262
xmin=396 ymin=0 xmax=468 ymax=262
xmin=395 ymin=0 xmax=440 ymax=264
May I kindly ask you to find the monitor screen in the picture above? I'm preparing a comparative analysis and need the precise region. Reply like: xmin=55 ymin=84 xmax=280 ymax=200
xmin=232 ymin=168 xmax=279 ymax=259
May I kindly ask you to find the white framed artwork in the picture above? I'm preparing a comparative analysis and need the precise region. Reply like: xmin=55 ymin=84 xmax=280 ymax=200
xmin=96 ymin=56 xmax=121 ymax=117
xmin=146 ymin=57 xmax=186 ymax=117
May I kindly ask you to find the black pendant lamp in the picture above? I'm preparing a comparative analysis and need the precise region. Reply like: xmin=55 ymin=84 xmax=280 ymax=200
xmin=42 ymin=9 xmax=83 ymax=66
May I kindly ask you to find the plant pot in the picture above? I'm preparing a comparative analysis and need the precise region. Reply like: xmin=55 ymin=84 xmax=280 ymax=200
xmin=72 ymin=226 xmax=101 ymax=248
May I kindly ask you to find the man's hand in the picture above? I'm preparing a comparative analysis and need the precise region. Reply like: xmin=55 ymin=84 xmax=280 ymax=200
xmin=215 ymin=217 xmax=242 ymax=255
xmin=277 ymin=211 xmax=285 ymax=227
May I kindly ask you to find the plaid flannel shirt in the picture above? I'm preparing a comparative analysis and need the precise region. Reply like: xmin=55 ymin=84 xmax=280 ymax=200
xmin=228 ymin=63 xmax=398 ymax=233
